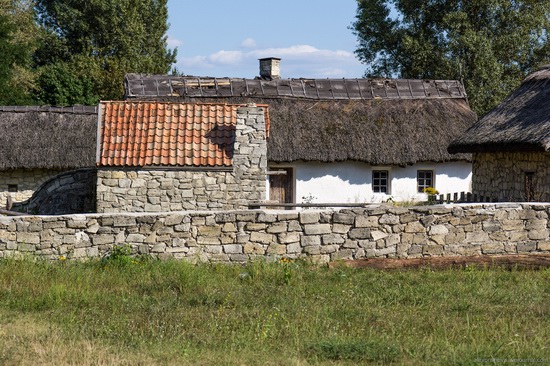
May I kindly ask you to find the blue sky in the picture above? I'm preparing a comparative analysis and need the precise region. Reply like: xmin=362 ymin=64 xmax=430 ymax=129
xmin=166 ymin=0 xmax=366 ymax=78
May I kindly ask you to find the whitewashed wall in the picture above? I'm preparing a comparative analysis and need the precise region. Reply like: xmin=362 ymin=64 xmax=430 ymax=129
xmin=267 ymin=161 xmax=472 ymax=203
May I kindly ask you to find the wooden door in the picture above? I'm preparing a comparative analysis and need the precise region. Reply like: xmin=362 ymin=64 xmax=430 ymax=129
xmin=269 ymin=168 xmax=293 ymax=206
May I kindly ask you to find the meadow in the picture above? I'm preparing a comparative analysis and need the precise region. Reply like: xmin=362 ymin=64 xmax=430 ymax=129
xmin=0 ymin=254 xmax=548 ymax=365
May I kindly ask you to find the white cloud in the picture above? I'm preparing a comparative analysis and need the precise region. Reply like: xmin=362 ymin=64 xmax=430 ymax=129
xmin=209 ymin=50 xmax=244 ymax=65
xmin=241 ymin=38 xmax=257 ymax=48
xmin=167 ymin=37 xmax=183 ymax=49
xmin=176 ymin=44 xmax=364 ymax=78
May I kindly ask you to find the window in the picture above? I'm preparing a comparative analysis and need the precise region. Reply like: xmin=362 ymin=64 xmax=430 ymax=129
xmin=7 ymin=184 xmax=18 ymax=192
xmin=372 ymin=170 xmax=389 ymax=193
xmin=417 ymin=170 xmax=434 ymax=193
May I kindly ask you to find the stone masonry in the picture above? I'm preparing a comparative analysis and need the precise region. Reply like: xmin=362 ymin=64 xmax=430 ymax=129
xmin=0 ymin=168 xmax=64 ymax=204
xmin=1 ymin=204 xmax=549 ymax=262
xmin=96 ymin=105 xmax=267 ymax=213
xmin=473 ymin=152 xmax=550 ymax=202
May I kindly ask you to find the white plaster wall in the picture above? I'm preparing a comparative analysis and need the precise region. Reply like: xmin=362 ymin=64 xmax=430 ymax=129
xmin=267 ymin=161 xmax=471 ymax=203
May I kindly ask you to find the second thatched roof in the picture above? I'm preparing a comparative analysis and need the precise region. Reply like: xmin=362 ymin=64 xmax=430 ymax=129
xmin=0 ymin=106 xmax=98 ymax=170
xmin=124 ymin=75 xmax=476 ymax=165
xmin=449 ymin=65 xmax=550 ymax=153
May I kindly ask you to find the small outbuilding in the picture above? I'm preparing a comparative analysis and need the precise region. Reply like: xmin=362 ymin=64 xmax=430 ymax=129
xmin=96 ymin=101 xmax=268 ymax=212
xmin=449 ymin=65 xmax=550 ymax=202
xmin=0 ymin=106 xmax=97 ymax=207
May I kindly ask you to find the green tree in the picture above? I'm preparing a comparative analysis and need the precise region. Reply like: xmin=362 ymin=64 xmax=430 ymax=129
xmin=35 ymin=0 xmax=177 ymax=105
xmin=352 ymin=1 xmax=550 ymax=116
xmin=0 ymin=0 xmax=39 ymax=104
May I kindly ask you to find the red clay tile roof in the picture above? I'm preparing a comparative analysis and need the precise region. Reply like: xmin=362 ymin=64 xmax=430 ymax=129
xmin=98 ymin=101 xmax=240 ymax=167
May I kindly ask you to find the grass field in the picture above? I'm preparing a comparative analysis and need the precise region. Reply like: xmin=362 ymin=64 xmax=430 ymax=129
xmin=0 ymin=255 xmax=548 ymax=365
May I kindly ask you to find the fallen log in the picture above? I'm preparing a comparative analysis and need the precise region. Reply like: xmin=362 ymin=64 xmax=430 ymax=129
xmin=329 ymin=254 xmax=550 ymax=270
xmin=0 ymin=208 xmax=28 ymax=217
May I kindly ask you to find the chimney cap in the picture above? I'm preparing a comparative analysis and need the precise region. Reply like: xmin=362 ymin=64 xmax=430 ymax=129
xmin=259 ymin=57 xmax=281 ymax=61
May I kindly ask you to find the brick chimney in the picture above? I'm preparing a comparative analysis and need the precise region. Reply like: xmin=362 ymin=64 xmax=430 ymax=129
xmin=259 ymin=57 xmax=281 ymax=80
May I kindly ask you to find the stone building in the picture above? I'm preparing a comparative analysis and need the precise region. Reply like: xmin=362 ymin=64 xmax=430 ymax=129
xmin=449 ymin=65 xmax=550 ymax=202
xmin=0 ymin=106 xmax=97 ymax=210
xmin=96 ymin=101 xmax=267 ymax=212
xmin=124 ymin=58 xmax=476 ymax=204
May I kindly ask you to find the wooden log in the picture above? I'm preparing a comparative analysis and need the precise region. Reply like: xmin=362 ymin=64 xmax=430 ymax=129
xmin=0 ymin=208 xmax=28 ymax=217
xmin=329 ymin=254 xmax=550 ymax=270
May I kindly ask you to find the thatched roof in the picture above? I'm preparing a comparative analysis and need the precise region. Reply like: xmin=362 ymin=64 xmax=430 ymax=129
xmin=449 ymin=65 xmax=550 ymax=153
xmin=0 ymin=106 xmax=98 ymax=170
xmin=124 ymin=75 xmax=476 ymax=165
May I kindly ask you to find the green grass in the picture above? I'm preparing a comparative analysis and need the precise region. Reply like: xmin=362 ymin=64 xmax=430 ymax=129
xmin=0 ymin=257 xmax=548 ymax=365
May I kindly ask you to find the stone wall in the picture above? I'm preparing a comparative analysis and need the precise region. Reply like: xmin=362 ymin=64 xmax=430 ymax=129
xmin=96 ymin=106 xmax=267 ymax=213
xmin=1 ymin=204 xmax=549 ymax=262
xmin=0 ymin=168 xmax=64 ymax=204
xmin=473 ymin=152 xmax=550 ymax=202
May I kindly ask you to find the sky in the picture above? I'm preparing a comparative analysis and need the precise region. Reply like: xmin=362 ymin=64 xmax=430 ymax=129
xmin=166 ymin=0 xmax=366 ymax=79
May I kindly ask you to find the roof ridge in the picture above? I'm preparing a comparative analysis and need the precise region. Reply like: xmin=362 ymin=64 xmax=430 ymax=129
xmin=0 ymin=105 xmax=98 ymax=114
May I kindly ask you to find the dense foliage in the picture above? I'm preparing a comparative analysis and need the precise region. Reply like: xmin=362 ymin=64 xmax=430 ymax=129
xmin=0 ymin=0 xmax=176 ymax=105
xmin=0 ymin=0 xmax=38 ymax=104
xmin=352 ymin=1 xmax=550 ymax=116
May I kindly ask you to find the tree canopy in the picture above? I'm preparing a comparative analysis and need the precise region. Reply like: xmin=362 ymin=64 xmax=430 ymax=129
xmin=0 ymin=0 xmax=176 ymax=106
xmin=352 ymin=0 xmax=550 ymax=116
xmin=0 ymin=0 xmax=39 ymax=104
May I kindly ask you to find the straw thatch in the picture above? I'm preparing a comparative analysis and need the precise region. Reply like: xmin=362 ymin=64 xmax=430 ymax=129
xmin=0 ymin=106 xmax=97 ymax=170
xmin=167 ymin=97 xmax=475 ymax=165
xmin=449 ymin=65 xmax=550 ymax=153
xmin=124 ymin=74 xmax=476 ymax=165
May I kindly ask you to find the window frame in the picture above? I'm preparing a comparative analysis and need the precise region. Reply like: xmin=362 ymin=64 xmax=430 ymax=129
xmin=417 ymin=170 xmax=434 ymax=193
xmin=372 ymin=170 xmax=390 ymax=194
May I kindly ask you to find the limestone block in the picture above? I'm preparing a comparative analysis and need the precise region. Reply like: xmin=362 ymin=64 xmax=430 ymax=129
xmin=17 ymin=232 xmax=40 ymax=244
xmin=302 ymin=245 xmax=321 ymax=255
xmin=322 ymin=234 xmax=345 ymax=245
xmin=537 ymin=241 xmax=550 ymax=251
xmin=198 ymin=226 xmax=222 ymax=237
xmin=266 ymin=223 xmax=287 ymax=233
xmin=300 ymin=236 xmax=321 ymax=247
xmin=299 ymin=212 xmax=320 ymax=224
xmin=250 ymin=232 xmax=274 ymax=244
xmin=278 ymin=232 xmax=300 ymax=244
xmin=370 ymin=230 xmax=388 ymax=241
xmin=304 ymin=224 xmax=331 ymax=235
xmin=332 ymin=224 xmax=351 ymax=234
xmin=404 ymin=222 xmax=425 ymax=233
xmin=244 ymin=242 xmax=265 ymax=254
xmin=465 ymin=231 xmax=489 ymax=243
xmin=223 ymin=244 xmax=242 ymax=254
xmin=286 ymin=242 xmax=302 ymax=254
xmin=333 ymin=213 xmax=354 ymax=225
xmin=429 ymin=225 xmax=449 ymax=236
xmin=517 ymin=242 xmax=537 ymax=252
xmin=481 ymin=242 xmax=504 ymax=254
xmin=379 ymin=214 xmax=400 ymax=225
xmin=528 ymin=230 xmax=548 ymax=240
xmin=348 ymin=228 xmax=371 ymax=239
xmin=267 ymin=244 xmax=286 ymax=255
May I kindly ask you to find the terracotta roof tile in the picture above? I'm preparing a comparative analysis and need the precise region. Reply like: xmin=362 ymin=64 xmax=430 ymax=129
xmin=98 ymin=101 xmax=246 ymax=167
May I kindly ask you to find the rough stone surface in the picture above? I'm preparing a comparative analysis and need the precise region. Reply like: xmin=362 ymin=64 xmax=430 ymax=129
xmin=1 ymin=203 xmax=549 ymax=263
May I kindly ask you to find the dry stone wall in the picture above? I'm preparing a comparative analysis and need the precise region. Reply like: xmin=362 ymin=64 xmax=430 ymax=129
xmin=1 ymin=204 xmax=549 ymax=262
xmin=473 ymin=152 xmax=550 ymax=202
xmin=96 ymin=106 xmax=267 ymax=213
xmin=0 ymin=168 xmax=64 ymax=204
